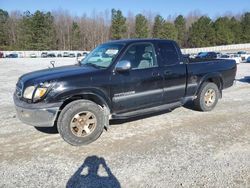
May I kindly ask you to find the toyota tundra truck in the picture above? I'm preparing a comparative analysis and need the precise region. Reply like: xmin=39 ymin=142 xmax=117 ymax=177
xmin=14 ymin=39 xmax=237 ymax=146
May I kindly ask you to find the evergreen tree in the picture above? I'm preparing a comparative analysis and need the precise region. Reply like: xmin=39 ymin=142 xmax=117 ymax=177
xmin=152 ymin=15 xmax=177 ymax=40
xmin=19 ymin=11 xmax=56 ymax=50
xmin=152 ymin=15 xmax=164 ymax=38
xmin=0 ymin=9 xmax=10 ymax=49
xmin=174 ymin=15 xmax=186 ymax=47
xmin=0 ymin=8 xmax=249 ymax=50
xmin=18 ymin=11 xmax=33 ymax=50
xmin=31 ymin=11 xmax=56 ymax=50
xmin=134 ymin=14 xmax=149 ymax=38
xmin=160 ymin=22 xmax=178 ymax=40
xmin=188 ymin=16 xmax=216 ymax=47
xmin=71 ymin=22 xmax=81 ymax=50
xmin=214 ymin=17 xmax=234 ymax=45
xmin=230 ymin=17 xmax=242 ymax=44
xmin=110 ymin=9 xmax=127 ymax=40
xmin=241 ymin=12 xmax=250 ymax=42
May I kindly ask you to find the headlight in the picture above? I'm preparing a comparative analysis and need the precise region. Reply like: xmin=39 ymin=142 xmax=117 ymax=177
xmin=23 ymin=86 xmax=35 ymax=99
xmin=33 ymin=87 xmax=48 ymax=100
xmin=23 ymin=83 xmax=50 ymax=101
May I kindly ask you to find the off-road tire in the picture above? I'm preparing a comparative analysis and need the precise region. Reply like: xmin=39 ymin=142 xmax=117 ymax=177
xmin=194 ymin=82 xmax=220 ymax=111
xmin=57 ymin=100 xmax=105 ymax=146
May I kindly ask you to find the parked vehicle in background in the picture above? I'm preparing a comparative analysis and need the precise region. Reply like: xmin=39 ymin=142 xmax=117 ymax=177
xmin=216 ymin=52 xmax=222 ymax=58
xmin=69 ymin=53 xmax=76 ymax=57
xmin=237 ymin=51 xmax=247 ymax=55
xmin=187 ymin=53 xmax=196 ymax=59
xmin=57 ymin=53 xmax=62 ymax=57
xmin=63 ymin=52 xmax=69 ymax=57
xmin=77 ymin=52 xmax=89 ymax=62
xmin=83 ymin=52 xmax=89 ymax=56
xmin=77 ymin=53 xmax=82 ymax=57
xmin=41 ymin=52 xmax=48 ymax=58
xmin=196 ymin=52 xmax=217 ymax=59
xmin=47 ymin=53 xmax=56 ymax=57
xmin=0 ymin=52 xmax=4 ymax=58
xmin=237 ymin=51 xmax=249 ymax=61
xmin=220 ymin=54 xmax=241 ymax=64
xmin=82 ymin=52 xmax=89 ymax=59
xmin=246 ymin=56 xmax=250 ymax=63
xmin=6 ymin=53 xmax=18 ymax=58
xmin=14 ymin=39 xmax=237 ymax=146
xmin=30 ymin=53 xmax=37 ymax=58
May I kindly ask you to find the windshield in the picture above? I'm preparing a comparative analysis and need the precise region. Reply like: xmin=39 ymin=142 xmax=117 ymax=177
xmin=80 ymin=43 xmax=124 ymax=68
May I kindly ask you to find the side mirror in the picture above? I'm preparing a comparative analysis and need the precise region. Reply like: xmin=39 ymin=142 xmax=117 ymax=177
xmin=115 ymin=60 xmax=131 ymax=72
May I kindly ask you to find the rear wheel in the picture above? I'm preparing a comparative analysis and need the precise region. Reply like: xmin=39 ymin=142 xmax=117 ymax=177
xmin=57 ymin=100 xmax=105 ymax=146
xmin=194 ymin=82 xmax=220 ymax=111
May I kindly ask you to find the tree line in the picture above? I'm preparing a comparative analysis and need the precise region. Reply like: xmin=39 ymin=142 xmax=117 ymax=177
xmin=0 ymin=8 xmax=250 ymax=51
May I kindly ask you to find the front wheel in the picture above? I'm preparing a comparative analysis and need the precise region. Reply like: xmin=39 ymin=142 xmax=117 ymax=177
xmin=194 ymin=82 xmax=220 ymax=111
xmin=57 ymin=100 xmax=105 ymax=146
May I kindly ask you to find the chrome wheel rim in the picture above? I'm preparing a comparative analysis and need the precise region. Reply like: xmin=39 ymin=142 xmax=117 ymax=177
xmin=70 ymin=111 xmax=97 ymax=137
xmin=204 ymin=88 xmax=216 ymax=107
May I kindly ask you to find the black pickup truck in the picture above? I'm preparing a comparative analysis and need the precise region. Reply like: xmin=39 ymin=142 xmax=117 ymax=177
xmin=14 ymin=39 xmax=236 ymax=145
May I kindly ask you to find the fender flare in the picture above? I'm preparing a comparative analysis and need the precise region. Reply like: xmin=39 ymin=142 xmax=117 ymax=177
xmin=52 ymin=88 xmax=111 ymax=128
xmin=196 ymin=72 xmax=223 ymax=96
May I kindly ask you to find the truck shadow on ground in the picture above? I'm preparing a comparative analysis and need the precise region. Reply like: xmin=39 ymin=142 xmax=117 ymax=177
xmin=66 ymin=156 xmax=120 ymax=188
xmin=34 ymin=126 xmax=58 ymax=134
xmin=236 ymin=76 xmax=250 ymax=83
xmin=183 ymin=101 xmax=198 ymax=111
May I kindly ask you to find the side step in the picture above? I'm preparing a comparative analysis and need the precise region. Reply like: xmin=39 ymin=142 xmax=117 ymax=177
xmin=112 ymin=101 xmax=182 ymax=119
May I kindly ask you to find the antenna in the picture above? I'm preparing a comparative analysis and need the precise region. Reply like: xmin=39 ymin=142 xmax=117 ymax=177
xmin=50 ymin=61 xmax=55 ymax=68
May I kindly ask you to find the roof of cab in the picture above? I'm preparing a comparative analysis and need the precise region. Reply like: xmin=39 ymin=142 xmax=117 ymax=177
xmin=103 ymin=38 xmax=175 ymax=45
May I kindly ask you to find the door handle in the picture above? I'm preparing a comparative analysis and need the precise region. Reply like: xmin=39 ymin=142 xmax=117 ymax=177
xmin=164 ymin=70 xmax=172 ymax=76
xmin=152 ymin=72 xmax=160 ymax=77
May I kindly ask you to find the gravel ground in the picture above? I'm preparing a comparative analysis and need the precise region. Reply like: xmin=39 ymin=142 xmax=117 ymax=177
xmin=0 ymin=58 xmax=250 ymax=188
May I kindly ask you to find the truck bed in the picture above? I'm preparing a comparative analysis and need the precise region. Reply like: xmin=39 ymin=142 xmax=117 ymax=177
xmin=188 ymin=58 xmax=226 ymax=63
xmin=185 ymin=58 xmax=237 ymax=98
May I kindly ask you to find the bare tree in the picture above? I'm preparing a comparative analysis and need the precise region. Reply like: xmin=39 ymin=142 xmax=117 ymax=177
xmin=7 ymin=11 xmax=21 ymax=48
xmin=142 ymin=10 xmax=156 ymax=37
xmin=126 ymin=11 xmax=135 ymax=38
xmin=185 ymin=10 xmax=203 ymax=28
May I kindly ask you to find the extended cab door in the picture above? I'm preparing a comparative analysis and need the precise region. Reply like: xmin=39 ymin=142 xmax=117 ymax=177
xmin=110 ymin=42 xmax=164 ymax=114
xmin=156 ymin=41 xmax=186 ymax=103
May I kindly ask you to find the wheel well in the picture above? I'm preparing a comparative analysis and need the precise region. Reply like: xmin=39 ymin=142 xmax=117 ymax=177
xmin=207 ymin=77 xmax=223 ymax=90
xmin=196 ymin=77 xmax=223 ymax=98
xmin=195 ymin=77 xmax=223 ymax=98
xmin=53 ymin=94 xmax=110 ymax=128
xmin=59 ymin=94 xmax=109 ymax=111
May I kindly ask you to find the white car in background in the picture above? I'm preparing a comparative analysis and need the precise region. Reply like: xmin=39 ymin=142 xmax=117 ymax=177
xmin=76 ymin=52 xmax=90 ymax=62
xmin=237 ymin=51 xmax=250 ymax=62
xmin=220 ymin=54 xmax=241 ymax=64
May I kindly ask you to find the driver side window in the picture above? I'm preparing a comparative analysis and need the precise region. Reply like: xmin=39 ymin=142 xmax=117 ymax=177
xmin=120 ymin=43 xmax=157 ymax=70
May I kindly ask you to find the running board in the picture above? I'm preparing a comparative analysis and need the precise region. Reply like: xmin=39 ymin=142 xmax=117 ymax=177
xmin=112 ymin=101 xmax=182 ymax=119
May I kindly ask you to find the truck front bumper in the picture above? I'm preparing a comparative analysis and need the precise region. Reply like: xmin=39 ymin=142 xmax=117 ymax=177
xmin=13 ymin=95 xmax=63 ymax=127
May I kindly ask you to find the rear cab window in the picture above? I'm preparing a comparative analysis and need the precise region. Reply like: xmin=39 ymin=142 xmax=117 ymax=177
xmin=157 ymin=41 xmax=180 ymax=66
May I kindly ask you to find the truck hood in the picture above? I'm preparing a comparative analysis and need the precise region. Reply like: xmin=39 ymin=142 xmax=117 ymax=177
xmin=18 ymin=64 xmax=98 ymax=85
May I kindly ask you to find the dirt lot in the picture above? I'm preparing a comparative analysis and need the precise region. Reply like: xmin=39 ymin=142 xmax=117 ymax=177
xmin=0 ymin=58 xmax=250 ymax=188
